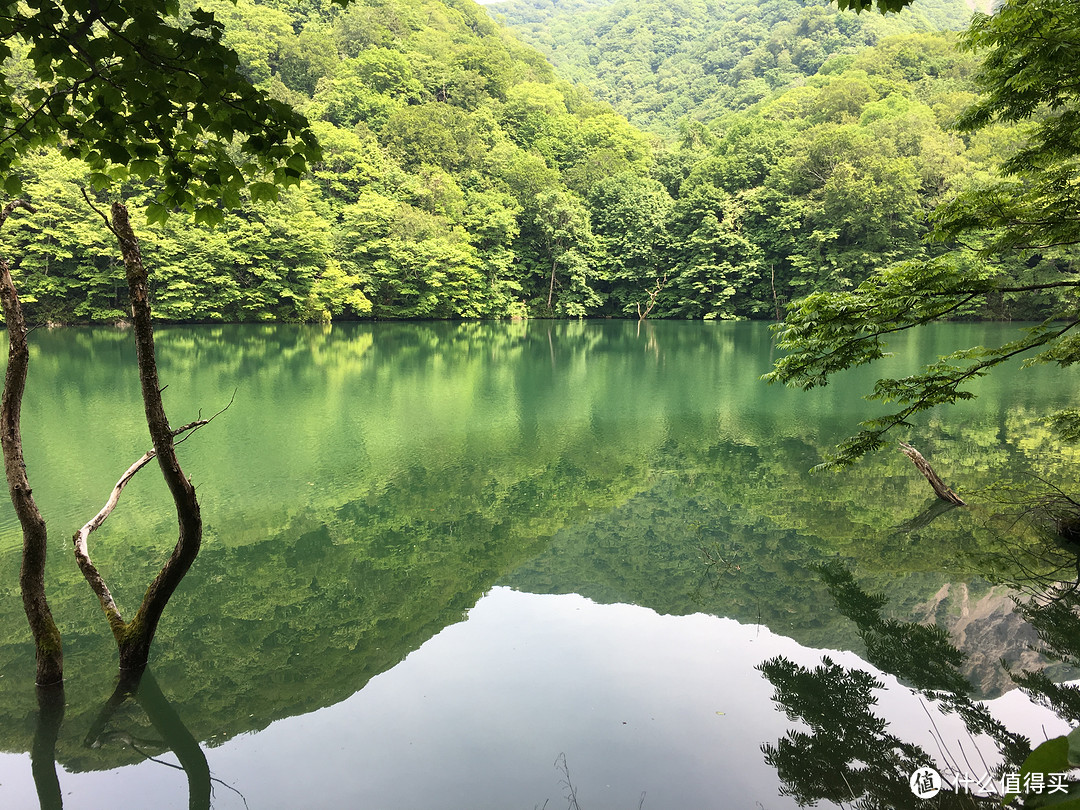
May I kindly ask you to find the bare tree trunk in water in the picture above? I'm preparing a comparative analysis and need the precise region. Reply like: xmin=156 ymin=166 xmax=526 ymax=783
xmin=72 ymin=202 xmax=203 ymax=672
xmin=112 ymin=202 xmax=202 ymax=670
xmin=0 ymin=200 xmax=63 ymax=686
xmin=899 ymin=442 xmax=966 ymax=506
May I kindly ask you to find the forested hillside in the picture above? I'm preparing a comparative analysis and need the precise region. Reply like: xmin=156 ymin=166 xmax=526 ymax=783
xmin=486 ymin=0 xmax=986 ymax=133
xmin=0 ymin=0 xmax=1056 ymax=323
xmin=3 ymin=0 xmax=658 ymax=322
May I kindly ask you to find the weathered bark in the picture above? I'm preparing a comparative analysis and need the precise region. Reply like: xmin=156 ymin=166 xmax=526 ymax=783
xmin=899 ymin=441 xmax=966 ymax=506
xmin=109 ymin=202 xmax=203 ymax=671
xmin=73 ymin=419 xmax=209 ymax=643
xmin=73 ymin=450 xmax=156 ymax=638
xmin=0 ymin=200 xmax=63 ymax=686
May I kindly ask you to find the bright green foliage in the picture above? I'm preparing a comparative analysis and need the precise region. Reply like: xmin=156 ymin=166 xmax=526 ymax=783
xmin=667 ymin=180 xmax=762 ymax=319
xmin=0 ymin=0 xmax=1067 ymax=326
xmin=0 ymin=0 xmax=667 ymax=320
xmin=587 ymin=173 xmax=673 ymax=315
xmin=935 ymin=0 xmax=1080 ymax=254
xmin=766 ymin=0 xmax=1080 ymax=466
xmin=651 ymin=37 xmax=985 ymax=320
xmin=0 ymin=0 xmax=319 ymax=214
xmin=766 ymin=256 xmax=1080 ymax=467
xmin=489 ymin=0 xmax=978 ymax=135
xmin=530 ymin=188 xmax=598 ymax=315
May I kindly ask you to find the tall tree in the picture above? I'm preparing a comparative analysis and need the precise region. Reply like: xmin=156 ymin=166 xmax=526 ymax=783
xmin=0 ymin=199 xmax=62 ymax=685
xmin=532 ymin=188 xmax=597 ymax=314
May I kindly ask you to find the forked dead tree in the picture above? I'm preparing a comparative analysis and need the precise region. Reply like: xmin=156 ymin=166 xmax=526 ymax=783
xmin=73 ymin=201 xmax=208 ymax=671
xmin=636 ymin=273 xmax=668 ymax=322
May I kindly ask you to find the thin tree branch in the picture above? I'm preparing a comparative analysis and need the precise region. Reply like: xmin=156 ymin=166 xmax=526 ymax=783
xmin=72 ymin=394 xmax=232 ymax=644
xmin=80 ymin=186 xmax=117 ymax=237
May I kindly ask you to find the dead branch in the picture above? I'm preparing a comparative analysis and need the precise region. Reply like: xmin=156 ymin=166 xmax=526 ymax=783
xmin=899 ymin=442 xmax=966 ymax=506
xmin=637 ymin=273 xmax=669 ymax=322
xmin=72 ymin=449 xmax=153 ymax=632
xmin=71 ymin=416 xmax=216 ymax=633
xmin=72 ymin=391 xmax=231 ymax=652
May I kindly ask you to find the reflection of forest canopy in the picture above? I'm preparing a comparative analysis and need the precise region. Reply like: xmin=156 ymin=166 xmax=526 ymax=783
xmin=0 ymin=322 xmax=1074 ymax=768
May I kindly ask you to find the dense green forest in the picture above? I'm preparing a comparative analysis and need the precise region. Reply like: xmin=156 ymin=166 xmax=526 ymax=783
xmin=486 ymin=0 xmax=984 ymax=132
xmin=0 ymin=0 xmax=1062 ymax=323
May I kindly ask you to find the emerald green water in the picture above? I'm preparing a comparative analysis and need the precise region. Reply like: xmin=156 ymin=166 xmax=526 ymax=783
xmin=0 ymin=320 xmax=1075 ymax=808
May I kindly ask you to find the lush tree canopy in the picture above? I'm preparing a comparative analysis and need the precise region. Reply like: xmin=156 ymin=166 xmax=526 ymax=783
xmin=766 ymin=0 xmax=1080 ymax=467
xmin=0 ymin=0 xmax=320 ymax=222
xmin=0 ymin=0 xmax=1067 ymax=332
xmin=488 ymin=0 xmax=980 ymax=134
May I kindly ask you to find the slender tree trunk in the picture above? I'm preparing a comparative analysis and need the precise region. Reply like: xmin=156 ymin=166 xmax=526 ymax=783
xmin=0 ymin=201 xmax=63 ymax=686
xmin=111 ymin=202 xmax=202 ymax=671
xmin=548 ymin=256 xmax=557 ymax=309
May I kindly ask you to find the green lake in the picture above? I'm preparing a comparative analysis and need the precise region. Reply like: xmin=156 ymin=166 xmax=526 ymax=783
xmin=0 ymin=320 xmax=1075 ymax=809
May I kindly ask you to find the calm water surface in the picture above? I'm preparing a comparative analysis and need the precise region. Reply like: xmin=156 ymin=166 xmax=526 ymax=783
xmin=0 ymin=320 xmax=1075 ymax=809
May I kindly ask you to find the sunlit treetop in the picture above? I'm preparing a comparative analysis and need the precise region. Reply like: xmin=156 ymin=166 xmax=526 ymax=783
xmin=0 ymin=0 xmax=325 ymax=224
xmin=833 ymin=0 xmax=918 ymax=13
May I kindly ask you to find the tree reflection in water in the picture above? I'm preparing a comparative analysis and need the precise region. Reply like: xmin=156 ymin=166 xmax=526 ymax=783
xmin=31 ymin=669 xmax=235 ymax=810
xmin=760 ymin=559 xmax=1080 ymax=809
xmin=31 ymin=685 xmax=63 ymax=810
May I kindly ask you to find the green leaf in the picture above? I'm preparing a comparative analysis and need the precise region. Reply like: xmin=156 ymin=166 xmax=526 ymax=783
xmin=1067 ymin=726 xmax=1080 ymax=766
xmin=1006 ymin=736 xmax=1070 ymax=805
xmin=286 ymin=153 xmax=308 ymax=174
xmin=249 ymin=181 xmax=279 ymax=204
xmin=129 ymin=159 xmax=158 ymax=180
xmin=193 ymin=205 xmax=224 ymax=227
xmin=3 ymin=175 xmax=22 ymax=195
xmin=145 ymin=203 xmax=169 ymax=226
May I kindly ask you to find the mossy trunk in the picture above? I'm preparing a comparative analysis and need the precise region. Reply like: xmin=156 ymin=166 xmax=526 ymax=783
xmin=0 ymin=248 xmax=63 ymax=686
